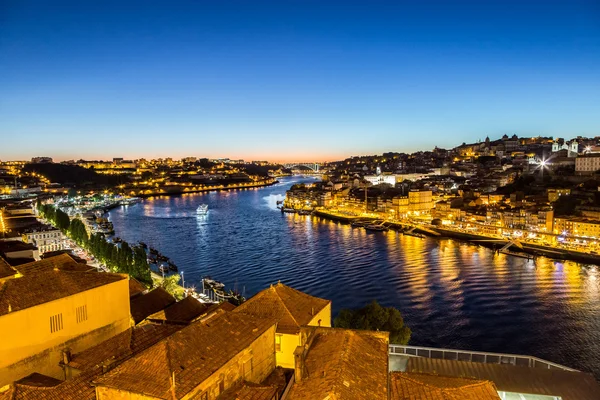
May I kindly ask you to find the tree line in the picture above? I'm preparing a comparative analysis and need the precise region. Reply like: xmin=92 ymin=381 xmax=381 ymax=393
xmin=37 ymin=202 xmax=151 ymax=285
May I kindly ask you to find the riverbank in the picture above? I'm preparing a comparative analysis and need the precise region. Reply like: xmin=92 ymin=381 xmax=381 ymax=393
xmin=312 ymin=208 xmax=600 ymax=265
xmin=134 ymin=179 xmax=278 ymax=198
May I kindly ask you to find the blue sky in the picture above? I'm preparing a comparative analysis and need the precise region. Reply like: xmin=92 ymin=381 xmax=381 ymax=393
xmin=1 ymin=0 xmax=599 ymax=162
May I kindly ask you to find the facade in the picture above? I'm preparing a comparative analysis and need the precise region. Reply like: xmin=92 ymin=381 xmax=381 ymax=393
xmin=408 ymin=190 xmax=433 ymax=214
xmin=575 ymin=153 xmax=600 ymax=175
xmin=554 ymin=217 xmax=600 ymax=238
xmin=547 ymin=188 xmax=571 ymax=202
xmin=233 ymin=282 xmax=331 ymax=369
xmin=0 ymin=259 xmax=130 ymax=385
xmin=22 ymin=226 xmax=63 ymax=254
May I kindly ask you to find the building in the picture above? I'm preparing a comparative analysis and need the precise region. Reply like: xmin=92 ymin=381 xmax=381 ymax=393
xmin=31 ymin=157 xmax=53 ymax=164
xmin=547 ymin=188 xmax=571 ymax=202
xmin=0 ymin=240 xmax=39 ymax=263
xmin=93 ymin=311 xmax=277 ymax=399
xmin=575 ymin=153 xmax=600 ymax=175
xmin=390 ymin=372 xmax=500 ymax=399
xmin=233 ymin=282 xmax=331 ymax=369
xmin=21 ymin=225 xmax=63 ymax=254
xmin=554 ymin=217 xmax=600 ymax=238
xmin=0 ymin=255 xmax=130 ymax=385
xmin=408 ymin=190 xmax=433 ymax=215
xmin=287 ymin=327 xmax=390 ymax=400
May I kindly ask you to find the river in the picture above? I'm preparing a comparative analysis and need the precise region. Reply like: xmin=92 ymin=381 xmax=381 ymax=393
xmin=108 ymin=176 xmax=600 ymax=377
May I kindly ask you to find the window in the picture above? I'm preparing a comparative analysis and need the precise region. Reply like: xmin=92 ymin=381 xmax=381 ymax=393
xmin=243 ymin=358 xmax=253 ymax=380
xmin=50 ymin=313 xmax=63 ymax=333
xmin=275 ymin=334 xmax=282 ymax=352
xmin=76 ymin=305 xmax=88 ymax=323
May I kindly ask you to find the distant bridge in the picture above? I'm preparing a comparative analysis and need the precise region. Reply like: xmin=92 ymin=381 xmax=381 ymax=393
xmin=283 ymin=162 xmax=321 ymax=172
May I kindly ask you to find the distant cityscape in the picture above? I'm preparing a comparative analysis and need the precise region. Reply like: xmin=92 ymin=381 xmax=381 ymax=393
xmin=1 ymin=134 xmax=600 ymax=399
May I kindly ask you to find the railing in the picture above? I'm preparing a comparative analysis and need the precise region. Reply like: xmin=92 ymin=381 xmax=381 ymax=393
xmin=389 ymin=344 xmax=577 ymax=372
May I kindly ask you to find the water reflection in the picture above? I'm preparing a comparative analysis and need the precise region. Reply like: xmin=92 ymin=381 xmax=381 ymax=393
xmin=108 ymin=177 xmax=600 ymax=377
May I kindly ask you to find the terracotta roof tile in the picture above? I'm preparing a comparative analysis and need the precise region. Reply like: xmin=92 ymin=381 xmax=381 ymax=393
xmin=234 ymin=283 xmax=330 ymax=334
xmin=146 ymin=296 xmax=208 ymax=324
xmin=390 ymin=372 xmax=501 ymax=400
xmin=0 ymin=256 xmax=17 ymax=279
xmin=128 ymin=278 xmax=147 ymax=298
xmin=287 ymin=327 xmax=389 ymax=400
xmin=13 ymin=254 xmax=90 ymax=275
xmin=0 ymin=270 xmax=126 ymax=316
xmin=217 ymin=381 xmax=278 ymax=400
xmin=68 ymin=323 xmax=183 ymax=371
xmin=0 ymin=369 xmax=98 ymax=400
xmin=130 ymin=287 xmax=176 ymax=324
xmin=94 ymin=311 xmax=276 ymax=399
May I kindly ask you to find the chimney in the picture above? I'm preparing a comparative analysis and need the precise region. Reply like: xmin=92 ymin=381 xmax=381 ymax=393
xmin=293 ymin=346 xmax=305 ymax=383
xmin=62 ymin=349 xmax=71 ymax=365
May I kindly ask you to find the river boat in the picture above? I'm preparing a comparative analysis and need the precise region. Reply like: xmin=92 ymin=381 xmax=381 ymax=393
xmin=197 ymin=204 xmax=209 ymax=215
xmin=404 ymin=231 xmax=426 ymax=239
xmin=281 ymin=207 xmax=296 ymax=213
xmin=365 ymin=224 xmax=389 ymax=232
xmin=203 ymin=277 xmax=225 ymax=290
xmin=120 ymin=197 xmax=142 ymax=206
xmin=168 ymin=261 xmax=178 ymax=271
xmin=139 ymin=241 xmax=148 ymax=249
xmin=157 ymin=254 xmax=170 ymax=262
xmin=351 ymin=220 xmax=369 ymax=228
xmin=158 ymin=265 xmax=169 ymax=274
xmin=149 ymin=247 xmax=159 ymax=255
xmin=298 ymin=209 xmax=312 ymax=215
xmin=147 ymin=256 xmax=157 ymax=264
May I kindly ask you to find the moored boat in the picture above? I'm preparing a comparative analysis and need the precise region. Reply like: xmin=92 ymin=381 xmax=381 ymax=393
xmin=365 ymin=224 xmax=389 ymax=232
xmin=197 ymin=204 xmax=209 ymax=215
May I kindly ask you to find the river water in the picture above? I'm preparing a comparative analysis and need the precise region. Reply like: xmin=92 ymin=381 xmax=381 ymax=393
xmin=108 ymin=176 xmax=600 ymax=377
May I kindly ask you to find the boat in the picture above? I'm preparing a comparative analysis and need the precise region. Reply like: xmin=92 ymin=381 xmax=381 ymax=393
xmin=168 ymin=261 xmax=178 ymax=271
xmin=298 ymin=209 xmax=312 ymax=215
xmin=365 ymin=224 xmax=389 ymax=232
xmin=149 ymin=248 xmax=159 ymax=255
xmin=351 ymin=220 xmax=369 ymax=228
xmin=120 ymin=197 xmax=142 ymax=206
xmin=197 ymin=204 xmax=209 ymax=215
xmin=404 ymin=231 xmax=426 ymax=239
xmin=139 ymin=241 xmax=148 ymax=249
xmin=158 ymin=265 xmax=169 ymax=274
xmin=281 ymin=207 xmax=295 ymax=213
xmin=203 ymin=277 xmax=225 ymax=290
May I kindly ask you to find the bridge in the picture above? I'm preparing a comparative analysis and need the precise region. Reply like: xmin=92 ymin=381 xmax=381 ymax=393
xmin=283 ymin=162 xmax=322 ymax=172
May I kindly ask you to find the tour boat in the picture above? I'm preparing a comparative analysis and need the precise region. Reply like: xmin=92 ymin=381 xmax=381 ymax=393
xmin=197 ymin=204 xmax=209 ymax=215
xmin=365 ymin=224 xmax=389 ymax=232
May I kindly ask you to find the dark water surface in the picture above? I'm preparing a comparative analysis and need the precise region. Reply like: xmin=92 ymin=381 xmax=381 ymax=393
xmin=109 ymin=177 xmax=600 ymax=377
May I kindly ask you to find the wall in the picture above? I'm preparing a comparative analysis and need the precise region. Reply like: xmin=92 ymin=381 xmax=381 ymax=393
xmin=0 ymin=278 xmax=130 ymax=385
xmin=95 ymin=387 xmax=162 ymax=400
xmin=276 ymin=302 xmax=331 ymax=369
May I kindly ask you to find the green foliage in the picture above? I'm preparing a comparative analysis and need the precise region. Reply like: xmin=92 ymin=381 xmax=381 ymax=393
xmin=153 ymin=273 xmax=185 ymax=300
xmin=38 ymin=203 xmax=152 ymax=285
xmin=334 ymin=300 xmax=411 ymax=345
xmin=553 ymin=195 xmax=581 ymax=216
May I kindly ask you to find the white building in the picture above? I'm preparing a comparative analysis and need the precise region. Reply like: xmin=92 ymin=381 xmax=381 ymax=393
xmin=22 ymin=227 xmax=64 ymax=254
xmin=575 ymin=154 xmax=600 ymax=175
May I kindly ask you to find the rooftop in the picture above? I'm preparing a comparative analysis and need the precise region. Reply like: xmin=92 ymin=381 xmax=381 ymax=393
xmin=145 ymin=296 xmax=208 ymax=324
xmin=234 ymin=282 xmax=330 ymax=334
xmin=129 ymin=287 xmax=176 ymax=324
xmin=68 ymin=323 xmax=183 ymax=371
xmin=0 ymin=256 xmax=17 ymax=279
xmin=287 ymin=327 xmax=389 ymax=400
xmin=93 ymin=311 xmax=276 ymax=399
xmin=0 ymin=269 xmax=126 ymax=316
xmin=14 ymin=253 xmax=91 ymax=275
xmin=390 ymin=372 xmax=501 ymax=400
xmin=405 ymin=357 xmax=600 ymax=400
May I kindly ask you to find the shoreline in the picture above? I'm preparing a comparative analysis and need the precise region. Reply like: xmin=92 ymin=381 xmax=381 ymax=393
xmin=134 ymin=179 xmax=279 ymax=199
xmin=311 ymin=209 xmax=600 ymax=266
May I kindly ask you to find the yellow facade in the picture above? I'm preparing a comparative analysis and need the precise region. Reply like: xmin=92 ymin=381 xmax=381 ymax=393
xmin=96 ymin=325 xmax=277 ymax=400
xmin=0 ymin=278 xmax=130 ymax=385
xmin=275 ymin=303 xmax=331 ymax=369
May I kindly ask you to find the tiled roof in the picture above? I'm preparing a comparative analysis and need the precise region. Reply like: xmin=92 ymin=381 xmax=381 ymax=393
xmin=0 ymin=270 xmax=126 ymax=316
xmin=0 ymin=256 xmax=17 ymax=279
xmin=130 ymin=287 xmax=176 ymax=324
xmin=94 ymin=311 xmax=276 ymax=399
xmin=390 ymin=372 xmax=501 ymax=400
xmin=217 ymin=382 xmax=277 ymax=400
xmin=287 ymin=327 xmax=389 ymax=400
xmin=146 ymin=296 xmax=208 ymax=324
xmin=68 ymin=323 xmax=183 ymax=371
xmin=0 ymin=369 xmax=98 ymax=400
xmin=234 ymin=282 xmax=330 ymax=334
xmin=406 ymin=357 xmax=600 ymax=400
xmin=14 ymin=254 xmax=92 ymax=275
xmin=128 ymin=278 xmax=147 ymax=298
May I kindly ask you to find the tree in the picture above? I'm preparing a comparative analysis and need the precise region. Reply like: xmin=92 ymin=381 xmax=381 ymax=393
xmin=153 ymin=274 xmax=185 ymax=300
xmin=334 ymin=300 xmax=411 ymax=344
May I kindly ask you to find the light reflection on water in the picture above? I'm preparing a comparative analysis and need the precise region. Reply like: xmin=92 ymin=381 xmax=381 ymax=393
xmin=109 ymin=177 xmax=600 ymax=378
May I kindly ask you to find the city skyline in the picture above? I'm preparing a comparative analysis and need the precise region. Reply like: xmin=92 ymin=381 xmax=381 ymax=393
xmin=1 ymin=0 xmax=599 ymax=161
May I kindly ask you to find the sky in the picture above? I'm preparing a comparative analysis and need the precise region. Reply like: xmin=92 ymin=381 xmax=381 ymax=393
xmin=1 ymin=0 xmax=599 ymax=162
